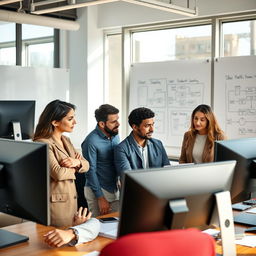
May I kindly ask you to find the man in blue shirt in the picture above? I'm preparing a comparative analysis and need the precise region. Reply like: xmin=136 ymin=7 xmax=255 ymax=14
xmin=81 ymin=104 xmax=120 ymax=217
xmin=114 ymin=107 xmax=170 ymax=176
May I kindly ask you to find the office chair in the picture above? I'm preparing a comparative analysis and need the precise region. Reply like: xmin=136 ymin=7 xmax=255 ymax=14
xmin=100 ymin=228 xmax=215 ymax=256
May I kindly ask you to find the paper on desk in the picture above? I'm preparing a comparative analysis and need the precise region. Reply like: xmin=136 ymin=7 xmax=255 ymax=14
xmin=82 ymin=251 xmax=100 ymax=256
xmin=235 ymin=235 xmax=256 ymax=247
xmin=202 ymin=228 xmax=220 ymax=237
xmin=246 ymin=207 xmax=256 ymax=214
xmin=99 ymin=221 xmax=118 ymax=239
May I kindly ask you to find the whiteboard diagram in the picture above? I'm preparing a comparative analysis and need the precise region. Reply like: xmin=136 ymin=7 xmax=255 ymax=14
xmin=129 ymin=60 xmax=211 ymax=156
xmin=214 ymin=56 xmax=256 ymax=140
xmin=226 ymin=83 xmax=256 ymax=137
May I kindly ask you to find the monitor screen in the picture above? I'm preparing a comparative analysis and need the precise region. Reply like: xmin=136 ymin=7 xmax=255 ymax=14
xmin=118 ymin=161 xmax=236 ymax=237
xmin=0 ymin=139 xmax=50 ymax=248
xmin=215 ymin=137 xmax=256 ymax=203
xmin=0 ymin=100 xmax=35 ymax=140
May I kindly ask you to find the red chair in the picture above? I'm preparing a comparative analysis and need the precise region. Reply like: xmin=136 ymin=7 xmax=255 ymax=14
xmin=100 ymin=228 xmax=215 ymax=256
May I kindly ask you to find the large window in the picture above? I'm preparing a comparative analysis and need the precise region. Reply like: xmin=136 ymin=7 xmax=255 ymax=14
xmin=221 ymin=19 xmax=256 ymax=57
xmin=0 ymin=22 xmax=16 ymax=65
xmin=0 ymin=23 xmax=56 ymax=67
xmin=132 ymin=25 xmax=212 ymax=63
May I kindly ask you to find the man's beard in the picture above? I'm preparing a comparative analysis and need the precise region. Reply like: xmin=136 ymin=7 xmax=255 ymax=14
xmin=104 ymin=125 xmax=119 ymax=136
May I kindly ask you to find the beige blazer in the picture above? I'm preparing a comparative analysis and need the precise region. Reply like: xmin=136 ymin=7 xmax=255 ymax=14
xmin=179 ymin=131 xmax=226 ymax=164
xmin=35 ymin=135 xmax=89 ymax=227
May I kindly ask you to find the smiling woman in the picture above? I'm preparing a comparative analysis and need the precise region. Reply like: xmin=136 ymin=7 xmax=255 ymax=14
xmin=179 ymin=104 xmax=226 ymax=164
xmin=33 ymin=100 xmax=90 ymax=227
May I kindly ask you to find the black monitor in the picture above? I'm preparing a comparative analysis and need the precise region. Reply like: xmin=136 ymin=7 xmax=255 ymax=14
xmin=0 ymin=100 xmax=35 ymax=140
xmin=118 ymin=161 xmax=236 ymax=238
xmin=215 ymin=137 xmax=256 ymax=203
xmin=0 ymin=139 xmax=50 ymax=248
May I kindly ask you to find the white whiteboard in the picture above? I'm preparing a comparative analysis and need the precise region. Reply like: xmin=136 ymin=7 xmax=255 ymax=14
xmin=129 ymin=60 xmax=211 ymax=157
xmin=214 ymin=56 xmax=256 ymax=140
xmin=0 ymin=65 xmax=69 ymax=126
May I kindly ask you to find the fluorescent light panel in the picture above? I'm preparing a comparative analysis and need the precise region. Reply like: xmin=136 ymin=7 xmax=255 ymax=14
xmin=122 ymin=0 xmax=197 ymax=16
xmin=31 ymin=0 xmax=198 ymax=16
xmin=31 ymin=0 xmax=119 ymax=14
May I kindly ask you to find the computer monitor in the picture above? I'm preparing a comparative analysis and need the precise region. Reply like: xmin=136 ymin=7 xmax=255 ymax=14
xmin=215 ymin=137 xmax=256 ymax=203
xmin=0 ymin=139 xmax=50 ymax=248
xmin=118 ymin=161 xmax=236 ymax=236
xmin=0 ymin=100 xmax=35 ymax=140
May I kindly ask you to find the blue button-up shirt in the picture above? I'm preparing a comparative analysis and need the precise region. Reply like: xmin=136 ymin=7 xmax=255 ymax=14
xmin=81 ymin=125 xmax=120 ymax=198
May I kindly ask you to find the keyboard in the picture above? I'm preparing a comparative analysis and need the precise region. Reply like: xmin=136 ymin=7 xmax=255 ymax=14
xmin=243 ymin=199 xmax=256 ymax=205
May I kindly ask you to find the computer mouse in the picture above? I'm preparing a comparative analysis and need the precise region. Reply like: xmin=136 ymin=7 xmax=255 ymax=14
xmin=244 ymin=227 xmax=256 ymax=233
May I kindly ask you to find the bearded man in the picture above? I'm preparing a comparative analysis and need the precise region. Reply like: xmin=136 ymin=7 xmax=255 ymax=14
xmin=81 ymin=104 xmax=120 ymax=217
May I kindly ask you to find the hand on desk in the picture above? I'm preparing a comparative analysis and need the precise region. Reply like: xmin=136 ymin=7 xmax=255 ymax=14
xmin=44 ymin=207 xmax=92 ymax=247
xmin=44 ymin=228 xmax=75 ymax=247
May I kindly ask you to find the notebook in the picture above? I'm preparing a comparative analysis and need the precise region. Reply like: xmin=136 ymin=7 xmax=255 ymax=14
xmin=0 ymin=229 xmax=29 ymax=249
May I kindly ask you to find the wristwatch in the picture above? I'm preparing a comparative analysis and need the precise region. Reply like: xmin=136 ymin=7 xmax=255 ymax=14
xmin=68 ymin=228 xmax=79 ymax=246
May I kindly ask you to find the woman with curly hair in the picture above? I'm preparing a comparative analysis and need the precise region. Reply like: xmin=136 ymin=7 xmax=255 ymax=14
xmin=179 ymin=104 xmax=226 ymax=164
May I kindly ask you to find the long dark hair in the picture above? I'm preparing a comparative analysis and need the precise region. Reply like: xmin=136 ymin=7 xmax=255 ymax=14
xmin=33 ymin=100 xmax=76 ymax=141
xmin=188 ymin=104 xmax=224 ymax=149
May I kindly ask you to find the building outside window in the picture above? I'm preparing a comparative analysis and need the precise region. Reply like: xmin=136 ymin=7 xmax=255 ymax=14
xmin=222 ymin=19 xmax=256 ymax=57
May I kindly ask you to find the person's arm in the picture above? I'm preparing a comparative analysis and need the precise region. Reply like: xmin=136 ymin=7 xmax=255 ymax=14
xmin=159 ymin=141 xmax=170 ymax=166
xmin=82 ymin=141 xmax=110 ymax=215
xmin=43 ymin=218 xmax=100 ymax=247
xmin=114 ymin=144 xmax=132 ymax=176
xmin=48 ymin=144 xmax=77 ymax=181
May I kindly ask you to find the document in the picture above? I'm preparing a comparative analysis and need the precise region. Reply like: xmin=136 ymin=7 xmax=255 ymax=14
xmin=99 ymin=221 xmax=118 ymax=239
xmin=235 ymin=235 xmax=256 ymax=247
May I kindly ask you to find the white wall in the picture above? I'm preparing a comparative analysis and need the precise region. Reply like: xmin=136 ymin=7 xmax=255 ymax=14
xmin=64 ymin=7 xmax=104 ymax=149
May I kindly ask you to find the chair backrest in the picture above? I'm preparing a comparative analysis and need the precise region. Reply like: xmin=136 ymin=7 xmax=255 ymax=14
xmin=100 ymin=228 xmax=215 ymax=256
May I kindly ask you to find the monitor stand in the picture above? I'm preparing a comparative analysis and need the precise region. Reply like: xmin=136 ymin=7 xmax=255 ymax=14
xmin=215 ymin=191 xmax=236 ymax=256
xmin=12 ymin=121 xmax=22 ymax=140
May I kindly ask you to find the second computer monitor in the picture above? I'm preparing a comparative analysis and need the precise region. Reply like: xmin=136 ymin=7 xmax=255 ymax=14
xmin=118 ymin=161 xmax=236 ymax=237
xmin=215 ymin=137 xmax=256 ymax=203
xmin=0 ymin=100 xmax=35 ymax=140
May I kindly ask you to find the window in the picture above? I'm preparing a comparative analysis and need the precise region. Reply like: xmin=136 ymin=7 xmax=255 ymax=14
xmin=0 ymin=22 xmax=16 ymax=65
xmin=132 ymin=25 xmax=212 ymax=63
xmin=221 ymin=19 xmax=256 ymax=57
xmin=22 ymin=24 xmax=54 ymax=67
xmin=0 ymin=22 xmax=57 ymax=67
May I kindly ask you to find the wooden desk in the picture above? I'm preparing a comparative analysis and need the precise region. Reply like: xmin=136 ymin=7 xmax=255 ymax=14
xmin=0 ymin=221 xmax=114 ymax=256
xmin=1 ymin=217 xmax=256 ymax=256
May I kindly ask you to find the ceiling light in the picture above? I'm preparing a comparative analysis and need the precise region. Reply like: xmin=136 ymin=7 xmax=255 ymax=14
xmin=122 ymin=0 xmax=198 ymax=17
xmin=30 ymin=0 xmax=198 ymax=16
xmin=31 ymin=0 xmax=119 ymax=15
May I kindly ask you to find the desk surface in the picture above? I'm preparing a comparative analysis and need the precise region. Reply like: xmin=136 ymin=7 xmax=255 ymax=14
xmin=1 ymin=215 xmax=256 ymax=256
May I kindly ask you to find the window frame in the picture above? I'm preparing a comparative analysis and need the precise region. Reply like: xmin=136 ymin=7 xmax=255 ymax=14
xmin=0 ymin=24 xmax=59 ymax=67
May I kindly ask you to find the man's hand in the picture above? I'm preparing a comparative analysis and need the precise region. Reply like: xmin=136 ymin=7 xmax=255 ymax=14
xmin=73 ymin=207 xmax=92 ymax=226
xmin=43 ymin=229 xmax=75 ymax=247
xmin=98 ymin=197 xmax=111 ymax=215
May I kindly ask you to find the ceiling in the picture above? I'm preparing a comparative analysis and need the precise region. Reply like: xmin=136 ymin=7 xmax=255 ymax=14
xmin=0 ymin=0 xmax=77 ymax=20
